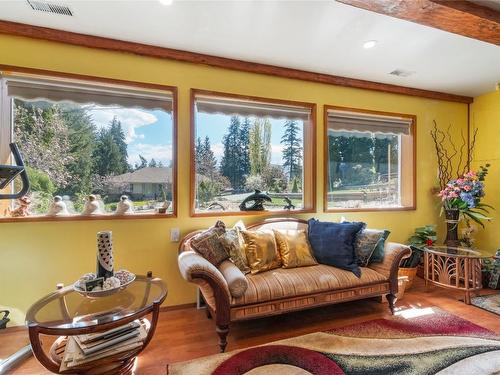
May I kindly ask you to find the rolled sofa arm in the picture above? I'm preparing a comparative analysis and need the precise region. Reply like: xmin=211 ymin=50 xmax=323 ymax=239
xmin=368 ymin=242 xmax=411 ymax=295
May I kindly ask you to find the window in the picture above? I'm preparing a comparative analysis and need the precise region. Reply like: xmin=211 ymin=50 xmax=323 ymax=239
xmin=325 ymin=106 xmax=415 ymax=211
xmin=191 ymin=90 xmax=315 ymax=215
xmin=0 ymin=72 xmax=176 ymax=219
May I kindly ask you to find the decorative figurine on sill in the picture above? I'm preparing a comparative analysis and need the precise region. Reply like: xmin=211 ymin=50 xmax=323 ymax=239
xmin=47 ymin=195 xmax=69 ymax=216
xmin=82 ymin=194 xmax=102 ymax=215
xmin=9 ymin=196 xmax=31 ymax=217
xmin=283 ymin=197 xmax=295 ymax=210
xmin=115 ymin=195 xmax=134 ymax=215
xmin=157 ymin=200 xmax=170 ymax=214
xmin=239 ymin=190 xmax=272 ymax=211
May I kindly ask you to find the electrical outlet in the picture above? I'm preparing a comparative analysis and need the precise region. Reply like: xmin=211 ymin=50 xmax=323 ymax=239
xmin=170 ymin=228 xmax=180 ymax=242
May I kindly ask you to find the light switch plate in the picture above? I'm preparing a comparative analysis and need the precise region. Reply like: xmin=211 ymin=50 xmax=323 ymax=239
xmin=170 ymin=228 xmax=180 ymax=242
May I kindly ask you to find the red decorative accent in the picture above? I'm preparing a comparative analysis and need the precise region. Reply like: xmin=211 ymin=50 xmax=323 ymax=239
xmin=328 ymin=310 xmax=496 ymax=339
xmin=425 ymin=239 xmax=434 ymax=246
xmin=212 ymin=345 xmax=345 ymax=375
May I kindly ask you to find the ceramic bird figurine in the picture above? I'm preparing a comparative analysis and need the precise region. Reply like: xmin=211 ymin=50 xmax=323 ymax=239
xmin=47 ymin=195 xmax=69 ymax=216
xmin=82 ymin=194 xmax=102 ymax=215
xmin=115 ymin=195 xmax=134 ymax=215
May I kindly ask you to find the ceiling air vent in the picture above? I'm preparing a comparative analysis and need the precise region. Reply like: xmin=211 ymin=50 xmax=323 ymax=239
xmin=389 ymin=69 xmax=415 ymax=78
xmin=27 ymin=0 xmax=73 ymax=16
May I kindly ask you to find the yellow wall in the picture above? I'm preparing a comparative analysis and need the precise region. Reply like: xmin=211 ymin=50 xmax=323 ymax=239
xmin=0 ymin=34 xmax=468 ymax=326
xmin=471 ymin=88 xmax=500 ymax=254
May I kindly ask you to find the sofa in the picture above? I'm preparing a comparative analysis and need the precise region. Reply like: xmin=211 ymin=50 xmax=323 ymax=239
xmin=178 ymin=218 xmax=411 ymax=352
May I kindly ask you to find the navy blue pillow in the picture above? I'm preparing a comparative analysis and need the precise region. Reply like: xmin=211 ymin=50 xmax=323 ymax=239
xmin=307 ymin=219 xmax=365 ymax=277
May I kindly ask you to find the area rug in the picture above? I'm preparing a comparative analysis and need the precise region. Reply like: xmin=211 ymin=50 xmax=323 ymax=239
xmin=167 ymin=308 xmax=500 ymax=375
xmin=471 ymin=294 xmax=500 ymax=316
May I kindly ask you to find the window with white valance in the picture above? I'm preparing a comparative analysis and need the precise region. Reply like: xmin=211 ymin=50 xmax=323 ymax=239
xmin=192 ymin=91 xmax=315 ymax=216
xmin=325 ymin=106 xmax=415 ymax=211
xmin=0 ymin=71 xmax=176 ymax=220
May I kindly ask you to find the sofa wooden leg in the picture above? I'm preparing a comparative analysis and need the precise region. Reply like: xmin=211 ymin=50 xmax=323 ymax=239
xmin=386 ymin=293 xmax=397 ymax=315
xmin=205 ymin=308 xmax=212 ymax=320
xmin=216 ymin=325 xmax=229 ymax=353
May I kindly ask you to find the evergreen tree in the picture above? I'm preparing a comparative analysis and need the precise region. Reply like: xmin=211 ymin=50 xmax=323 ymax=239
xmin=149 ymin=158 xmax=158 ymax=168
xmin=195 ymin=136 xmax=218 ymax=178
xmin=109 ymin=117 xmax=129 ymax=172
xmin=62 ymin=105 xmax=96 ymax=195
xmin=221 ymin=116 xmax=246 ymax=190
xmin=135 ymin=155 xmax=148 ymax=170
xmin=281 ymin=120 xmax=303 ymax=181
xmin=93 ymin=128 xmax=124 ymax=176
xmin=238 ymin=118 xmax=251 ymax=181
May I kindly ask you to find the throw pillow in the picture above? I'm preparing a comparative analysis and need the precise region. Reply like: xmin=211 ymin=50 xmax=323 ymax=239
xmin=273 ymin=229 xmax=317 ymax=269
xmin=241 ymin=230 xmax=282 ymax=274
xmin=190 ymin=221 xmax=229 ymax=266
xmin=220 ymin=226 xmax=251 ymax=274
xmin=307 ymin=219 xmax=364 ymax=277
xmin=370 ymin=230 xmax=391 ymax=263
xmin=355 ymin=229 xmax=387 ymax=266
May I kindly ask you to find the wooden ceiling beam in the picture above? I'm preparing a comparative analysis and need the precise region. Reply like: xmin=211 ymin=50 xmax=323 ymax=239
xmin=336 ymin=0 xmax=500 ymax=46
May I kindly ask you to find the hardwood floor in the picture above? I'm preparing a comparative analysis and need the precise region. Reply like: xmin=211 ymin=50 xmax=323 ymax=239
xmin=1 ymin=278 xmax=498 ymax=375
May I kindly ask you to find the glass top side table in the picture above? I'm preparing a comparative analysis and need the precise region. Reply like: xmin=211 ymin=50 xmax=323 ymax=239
xmin=423 ymin=246 xmax=488 ymax=304
xmin=26 ymin=273 xmax=167 ymax=374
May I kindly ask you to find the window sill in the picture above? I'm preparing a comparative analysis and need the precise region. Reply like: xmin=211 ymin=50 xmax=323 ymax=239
xmin=190 ymin=208 xmax=315 ymax=218
xmin=0 ymin=212 xmax=176 ymax=223
xmin=324 ymin=206 xmax=416 ymax=213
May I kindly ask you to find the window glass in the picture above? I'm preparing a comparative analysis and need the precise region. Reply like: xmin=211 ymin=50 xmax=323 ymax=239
xmin=1 ymin=75 xmax=174 ymax=218
xmin=193 ymin=93 xmax=313 ymax=214
xmin=326 ymin=108 xmax=414 ymax=210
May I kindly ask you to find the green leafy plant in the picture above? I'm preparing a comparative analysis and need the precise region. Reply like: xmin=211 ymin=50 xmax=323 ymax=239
xmin=402 ymin=225 xmax=437 ymax=268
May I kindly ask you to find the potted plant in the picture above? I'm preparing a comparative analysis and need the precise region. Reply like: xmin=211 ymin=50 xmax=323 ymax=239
xmin=400 ymin=225 xmax=437 ymax=289
xmin=438 ymin=166 xmax=492 ymax=246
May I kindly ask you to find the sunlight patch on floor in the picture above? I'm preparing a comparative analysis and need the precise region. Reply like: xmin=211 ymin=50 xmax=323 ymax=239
xmin=395 ymin=306 xmax=435 ymax=319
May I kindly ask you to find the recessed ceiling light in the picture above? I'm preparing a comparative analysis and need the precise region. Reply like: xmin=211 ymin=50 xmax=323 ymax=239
xmin=363 ymin=40 xmax=378 ymax=49
xmin=159 ymin=0 xmax=173 ymax=5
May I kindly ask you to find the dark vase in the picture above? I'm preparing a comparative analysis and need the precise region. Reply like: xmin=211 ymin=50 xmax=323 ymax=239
xmin=444 ymin=208 xmax=461 ymax=247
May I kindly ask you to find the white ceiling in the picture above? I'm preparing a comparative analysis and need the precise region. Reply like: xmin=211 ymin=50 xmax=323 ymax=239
xmin=1 ymin=0 xmax=499 ymax=97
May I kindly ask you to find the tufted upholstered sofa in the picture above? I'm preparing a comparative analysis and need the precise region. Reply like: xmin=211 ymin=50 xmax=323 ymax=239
xmin=178 ymin=218 xmax=411 ymax=352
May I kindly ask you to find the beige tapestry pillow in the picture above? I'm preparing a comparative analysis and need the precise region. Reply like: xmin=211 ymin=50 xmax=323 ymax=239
xmin=220 ymin=226 xmax=250 ymax=274
xmin=273 ymin=229 xmax=317 ymax=269
xmin=190 ymin=221 xmax=228 ymax=266
xmin=241 ymin=230 xmax=281 ymax=274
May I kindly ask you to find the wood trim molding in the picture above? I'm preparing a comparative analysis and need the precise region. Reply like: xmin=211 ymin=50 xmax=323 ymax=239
xmin=337 ymin=0 xmax=500 ymax=46
xmin=0 ymin=20 xmax=472 ymax=104
xmin=0 ymin=64 xmax=178 ymax=222
xmin=189 ymin=89 xmax=317 ymax=217
xmin=323 ymin=105 xmax=417 ymax=213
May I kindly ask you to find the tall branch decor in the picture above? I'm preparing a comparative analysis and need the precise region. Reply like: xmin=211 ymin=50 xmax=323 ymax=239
xmin=430 ymin=121 xmax=492 ymax=247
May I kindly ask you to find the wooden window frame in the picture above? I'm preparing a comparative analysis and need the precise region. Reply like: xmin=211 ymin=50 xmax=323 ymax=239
xmin=190 ymin=89 xmax=317 ymax=218
xmin=323 ymin=105 xmax=416 ymax=213
xmin=0 ymin=65 xmax=178 ymax=223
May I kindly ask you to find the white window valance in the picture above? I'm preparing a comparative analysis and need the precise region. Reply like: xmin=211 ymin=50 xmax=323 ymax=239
xmin=327 ymin=109 xmax=412 ymax=135
xmin=1 ymin=74 xmax=173 ymax=112
xmin=195 ymin=95 xmax=311 ymax=121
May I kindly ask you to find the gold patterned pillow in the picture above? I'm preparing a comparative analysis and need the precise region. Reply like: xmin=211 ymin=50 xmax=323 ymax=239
xmin=241 ymin=230 xmax=281 ymax=274
xmin=190 ymin=222 xmax=228 ymax=266
xmin=273 ymin=229 xmax=317 ymax=269
xmin=220 ymin=227 xmax=250 ymax=274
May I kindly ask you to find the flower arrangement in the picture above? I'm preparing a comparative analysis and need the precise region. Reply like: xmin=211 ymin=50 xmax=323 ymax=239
xmin=438 ymin=164 xmax=492 ymax=227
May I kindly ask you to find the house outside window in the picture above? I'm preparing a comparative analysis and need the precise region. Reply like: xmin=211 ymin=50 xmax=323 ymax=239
xmin=191 ymin=90 xmax=315 ymax=216
xmin=0 ymin=72 xmax=176 ymax=219
xmin=325 ymin=106 xmax=415 ymax=211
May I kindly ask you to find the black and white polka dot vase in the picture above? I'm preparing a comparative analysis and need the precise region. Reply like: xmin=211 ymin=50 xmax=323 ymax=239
xmin=96 ymin=231 xmax=114 ymax=279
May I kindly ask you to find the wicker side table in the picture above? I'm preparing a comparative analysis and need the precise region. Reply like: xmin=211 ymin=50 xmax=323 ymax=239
xmin=423 ymin=246 xmax=486 ymax=304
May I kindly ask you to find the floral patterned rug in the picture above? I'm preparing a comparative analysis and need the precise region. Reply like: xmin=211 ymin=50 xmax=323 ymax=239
xmin=471 ymin=294 xmax=500 ymax=316
xmin=167 ymin=308 xmax=500 ymax=375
